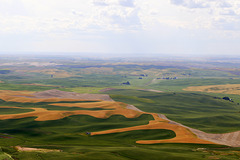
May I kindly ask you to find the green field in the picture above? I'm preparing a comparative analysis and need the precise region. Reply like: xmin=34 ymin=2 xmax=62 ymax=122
xmin=106 ymin=89 xmax=240 ymax=133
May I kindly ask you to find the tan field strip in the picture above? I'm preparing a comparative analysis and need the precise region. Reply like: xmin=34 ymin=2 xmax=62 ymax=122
xmin=184 ymin=84 xmax=240 ymax=95
xmin=91 ymin=112 xmax=215 ymax=145
xmin=0 ymin=102 xmax=142 ymax=121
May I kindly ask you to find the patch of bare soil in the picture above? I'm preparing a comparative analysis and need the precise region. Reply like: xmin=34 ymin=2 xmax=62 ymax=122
xmin=99 ymin=88 xmax=116 ymax=92
xmin=32 ymin=89 xmax=113 ymax=101
xmin=16 ymin=146 xmax=61 ymax=152
xmin=126 ymin=104 xmax=144 ymax=112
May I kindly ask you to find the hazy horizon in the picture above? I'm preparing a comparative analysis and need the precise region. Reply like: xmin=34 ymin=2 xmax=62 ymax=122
xmin=0 ymin=0 xmax=240 ymax=56
xmin=1 ymin=52 xmax=240 ymax=62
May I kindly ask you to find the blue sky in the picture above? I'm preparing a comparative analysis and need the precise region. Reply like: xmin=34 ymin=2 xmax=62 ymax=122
xmin=0 ymin=0 xmax=240 ymax=56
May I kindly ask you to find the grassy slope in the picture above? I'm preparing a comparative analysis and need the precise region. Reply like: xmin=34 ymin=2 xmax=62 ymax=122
xmin=0 ymin=114 xmax=199 ymax=160
xmin=106 ymin=89 xmax=240 ymax=133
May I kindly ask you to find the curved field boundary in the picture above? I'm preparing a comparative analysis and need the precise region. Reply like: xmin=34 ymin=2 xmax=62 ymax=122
xmin=92 ymin=106 xmax=240 ymax=147
xmin=158 ymin=114 xmax=240 ymax=147
xmin=91 ymin=112 xmax=215 ymax=145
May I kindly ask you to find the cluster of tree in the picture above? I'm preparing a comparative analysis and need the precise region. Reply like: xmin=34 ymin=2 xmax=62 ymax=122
xmin=214 ymin=96 xmax=234 ymax=102
xmin=121 ymin=81 xmax=130 ymax=85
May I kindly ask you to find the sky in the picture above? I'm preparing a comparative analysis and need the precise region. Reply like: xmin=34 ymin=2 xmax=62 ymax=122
xmin=0 ymin=0 xmax=240 ymax=56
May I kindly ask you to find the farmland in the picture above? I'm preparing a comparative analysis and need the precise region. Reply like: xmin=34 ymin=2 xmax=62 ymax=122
xmin=0 ymin=55 xmax=240 ymax=159
xmin=184 ymin=84 xmax=240 ymax=95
